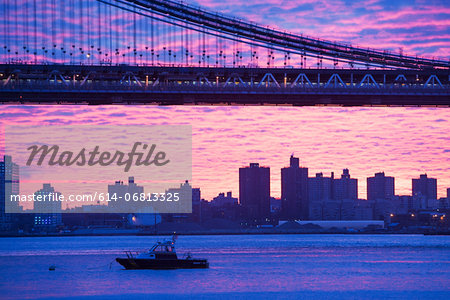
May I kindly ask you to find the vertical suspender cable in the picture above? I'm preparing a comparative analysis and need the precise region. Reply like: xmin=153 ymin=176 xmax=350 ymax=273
xmin=202 ymin=27 xmax=205 ymax=67
xmin=168 ymin=21 xmax=171 ymax=65
xmin=109 ymin=4 xmax=113 ymax=64
xmin=6 ymin=0 xmax=10 ymax=63
xmin=144 ymin=10 xmax=148 ymax=65
xmin=155 ymin=16 xmax=159 ymax=65
xmin=133 ymin=6 xmax=137 ymax=65
xmin=61 ymin=0 xmax=66 ymax=63
xmin=80 ymin=0 xmax=84 ymax=62
xmin=98 ymin=1 xmax=102 ymax=64
xmin=216 ymin=34 xmax=218 ymax=67
xmin=51 ymin=0 xmax=55 ymax=61
xmin=151 ymin=11 xmax=154 ymax=66
xmin=87 ymin=0 xmax=91 ymax=63
xmin=180 ymin=22 xmax=183 ymax=66
xmin=2 ymin=1 xmax=6 ymax=63
xmin=185 ymin=27 xmax=188 ymax=66
xmin=69 ymin=0 xmax=73 ymax=63
xmin=114 ymin=4 xmax=118 ymax=64
xmin=25 ymin=0 xmax=29 ymax=62
xmin=42 ymin=0 xmax=47 ymax=62
xmin=33 ymin=0 xmax=37 ymax=64
xmin=197 ymin=30 xmax=200 ymax=66
xmin=124 ymin=6 xmax=127 ymax=64
xmin=14 ymin=0 xmax=18 ymax=59
xmin=162 ymin=21 xmax=166 ymax=65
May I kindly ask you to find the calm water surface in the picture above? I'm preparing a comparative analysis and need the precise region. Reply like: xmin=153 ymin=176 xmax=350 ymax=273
xmin=0 ymin=234 xmax=449 ymax=299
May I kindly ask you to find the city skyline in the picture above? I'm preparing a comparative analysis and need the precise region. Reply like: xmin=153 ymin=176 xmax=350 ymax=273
xmin=2 ymin=153 xmax=447 ymax=211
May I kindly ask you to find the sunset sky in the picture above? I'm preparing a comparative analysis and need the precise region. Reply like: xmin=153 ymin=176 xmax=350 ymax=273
xmin=1 ymin=106 xmax=450 ymax=201
xmin=1 ymin=0 xmax=449 ymax=201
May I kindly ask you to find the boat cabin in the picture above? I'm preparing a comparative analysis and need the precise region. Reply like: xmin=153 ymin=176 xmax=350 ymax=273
xmin=150 ymin=241 xmax=176 ymax=253
xmin=137 ymin=241 xmax=178 ymax=259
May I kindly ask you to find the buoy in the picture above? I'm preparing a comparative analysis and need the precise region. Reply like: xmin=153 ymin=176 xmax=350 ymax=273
xmin=49 ymin=265 xmax=56 ymax=271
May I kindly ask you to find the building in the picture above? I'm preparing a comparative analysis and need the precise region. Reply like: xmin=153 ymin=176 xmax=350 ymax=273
xmin=438 ymin=197 xmax=449 ymax=209
xmin=270 ymin=197 xmax=281 ymax=214
xmin=367 ymin=172 xmax=395 ymax=201
xmin=308 ymin=172 xmax=333 ymax=220
xmin=165 ymin=180 xmax=194 ymax=215
xmin=327 ymin=169 xmax=358 ymax=220
xmin=281 ymin=156 xmax=309 ymax=220
xmin=442 ymin=188 xmax=450 ymax=209
xmin=108 ymin=176 xmax=144 ymax=212
xmin=354 ymin=199 xmax=374 ymax=220
xmin=333 ymin=169 xmax=357 ymax=220
xmin=333 ymin=169 xmax=358 ymax=202
xmin=0 ymin=155 xmax=20 ymax=231
xmin=211 ymin=192 xmax=238 ymax=207
xmin=367 ymin=172 xmax=395 ymax=220
xmin=309 ymin=172 xmax=333 ymax=203
xmin=309 ymin=170 xmax=363 ymax=221
xmin=392 ymin=195 xmax=413 ymax=214
xmin=239 ymin=163 xmax=270 ymax=222
xmin=33 ymin=183 xmax=62 ymax=228
xmin=208 ymin=192 xmax=241 ymax=222
xmin=412 ymin=174 xmax=437 ymax=209
xmin=191 ymin=187 xmax=202 ymax=222
xmin=440 ymin=188 xmax=450 ymax=209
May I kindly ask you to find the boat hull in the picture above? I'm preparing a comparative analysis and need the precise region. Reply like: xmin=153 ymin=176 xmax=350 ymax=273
xmin=116 ymin=258 xmax=209 ymax=270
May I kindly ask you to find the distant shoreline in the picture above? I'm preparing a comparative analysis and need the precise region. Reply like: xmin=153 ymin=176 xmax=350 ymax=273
xmin=1 ymin=231 xmax=449 ymax=238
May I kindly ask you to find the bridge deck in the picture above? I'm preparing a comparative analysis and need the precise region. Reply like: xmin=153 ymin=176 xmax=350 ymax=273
xmin=1 ymin=65 xmax=449 ymax=106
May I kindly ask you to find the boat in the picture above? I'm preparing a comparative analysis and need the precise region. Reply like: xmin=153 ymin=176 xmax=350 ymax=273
xmin=116 ymin=235 xmax=209 ymax=269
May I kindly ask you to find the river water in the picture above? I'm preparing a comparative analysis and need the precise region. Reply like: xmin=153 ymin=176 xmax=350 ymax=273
xmin=0 ymin=234 xmax=449 ymax=299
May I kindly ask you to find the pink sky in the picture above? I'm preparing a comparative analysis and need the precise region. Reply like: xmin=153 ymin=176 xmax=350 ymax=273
xmin=0 ymin=1 xmax=449 ymax=201
xmin=1 ymin=106 xmax=449 ymax=201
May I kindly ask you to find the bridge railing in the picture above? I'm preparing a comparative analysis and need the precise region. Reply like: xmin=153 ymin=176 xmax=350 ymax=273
xmin=2 ymin=81 xmax=449 ymax=93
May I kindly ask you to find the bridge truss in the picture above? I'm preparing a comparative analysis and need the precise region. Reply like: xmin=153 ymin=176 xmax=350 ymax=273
xmin=0 ymin=0 xmax=449 ymax=105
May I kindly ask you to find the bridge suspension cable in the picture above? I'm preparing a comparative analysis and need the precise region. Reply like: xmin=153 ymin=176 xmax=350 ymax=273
xmin=116 ymin=0 xmax=449 ymax=70
xmin=0 ymin=0 xmax=448 ymax=70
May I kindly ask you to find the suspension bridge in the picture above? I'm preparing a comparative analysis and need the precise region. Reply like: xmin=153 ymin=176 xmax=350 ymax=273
xmin=0 ymin=0 xmax=449 ymax=105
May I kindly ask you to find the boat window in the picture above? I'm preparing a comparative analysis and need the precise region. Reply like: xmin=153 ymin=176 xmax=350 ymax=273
xmin=153 ymin=245 xmax=172 ymax=252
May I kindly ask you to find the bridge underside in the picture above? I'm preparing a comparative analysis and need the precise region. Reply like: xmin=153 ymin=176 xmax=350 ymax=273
xmin=1 ymin=65 xmax=449 ymax=106
xmin=2 ymin=90 xmax=449 ymax=106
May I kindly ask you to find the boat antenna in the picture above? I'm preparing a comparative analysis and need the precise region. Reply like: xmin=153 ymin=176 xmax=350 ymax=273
xmin=172 ymin=233 xmax=178 ymax=244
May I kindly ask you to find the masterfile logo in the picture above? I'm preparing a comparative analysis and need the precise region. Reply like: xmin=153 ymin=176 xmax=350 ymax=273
xmin=4 ymin=125 xmax=192 ymax=214
xmin=25 ymin=142 xmax=170 ymax=172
